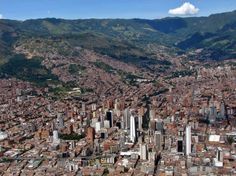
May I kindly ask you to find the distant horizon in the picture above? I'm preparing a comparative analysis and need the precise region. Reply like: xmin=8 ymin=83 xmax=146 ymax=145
xmin=1 ymin=0 xmax=236 ymax=20
xmin=1 ymin=9 xmax=236 ymax=22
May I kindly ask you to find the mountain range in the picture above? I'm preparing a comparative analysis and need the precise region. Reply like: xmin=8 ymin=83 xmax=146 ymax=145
xmin=0 ymin=10 xmax=236 ymax=87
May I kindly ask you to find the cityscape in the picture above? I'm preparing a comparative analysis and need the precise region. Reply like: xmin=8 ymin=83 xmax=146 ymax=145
xmin=0 ymin=1 xmax=236 ymax=176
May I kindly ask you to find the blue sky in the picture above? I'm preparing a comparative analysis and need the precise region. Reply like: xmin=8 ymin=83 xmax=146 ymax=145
xmin=0 ymin=0 xmax=236 ymax=20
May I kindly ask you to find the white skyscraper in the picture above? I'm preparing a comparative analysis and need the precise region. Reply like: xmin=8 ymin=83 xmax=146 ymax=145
xmin=124 ymin=108 xmax=131 ymax=129
xmin=185 ymin=125 xmax=191 ymax=156
xmin=53 ymin=130 xmax=60 ymax=145
xmin=138 ymin=116 xmax=143 ymax=130
xmin=95 ymin=122 xmax=101 ymax=133
xmin=140 ymin=144 xmax=148 ymax=160
xmin=130 ymin=115 xmax=137 ymax=143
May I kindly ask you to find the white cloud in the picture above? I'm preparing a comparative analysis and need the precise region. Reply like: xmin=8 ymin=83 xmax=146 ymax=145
xmin=169 ymin=2 xmax=199 ymax=16
xmin=0 ymin=14 xmax=3 ymax=19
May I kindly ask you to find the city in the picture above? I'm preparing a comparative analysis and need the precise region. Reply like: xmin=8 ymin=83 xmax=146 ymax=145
xmin=0 ymin=1 xmax=236 ymax=175
xmin=0 ymin=62 xmax=235 ymax=175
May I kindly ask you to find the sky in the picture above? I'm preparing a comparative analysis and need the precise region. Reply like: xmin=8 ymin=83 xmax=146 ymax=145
xmin=0 ymin=0 xmax=236 ymax=20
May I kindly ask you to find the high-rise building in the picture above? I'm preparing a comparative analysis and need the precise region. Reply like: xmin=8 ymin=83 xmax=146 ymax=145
xmin=104 ymin=120 xmax=110 ymax=129
xmin=138 ymin=116 xmax=143 ymax=130
xmin=177 ymin=139 xmax=183 ymax=153
xmin=123 ymin=108 xmax=131 ymax=130
xmin=106 ymin=111 xmax=113 ymax=128
xmin=208 ymin=97 xmax=217 ymax=123
xmin=156 ymin=120 xmax=164 ymax=132
xmin=213 ymin=147 xmax=224 ymax=167
xmin=216 ymin=147 xmax=223 ymax=162
xmin=185 ymin=125 xmax=191 ymax=156
xmin=140 ymin=144 xmax=148 ymax=160
xmin=130 ymin=115 xmax=137 ymax=143
xmin=100 ymin=115 xmax=105 ymax=128
xmin=95 ymin=122 xmax=101 ymax=133
xmin=56 ymin=113 xmax=64 ymax=129
xmin=148 ymin=151 xmax=156 ymax=163
xmin=154 ymin=131 xmax=162 ymax=151
xmin=220 ymin=101 xmax=226 ymax=119
xmin=149 ymin=109 xmax=155 ymax=120
xmin=209 ymin=105 xmax=217 ymax=123
xmin=53 ymin=130 xmax=60 ymax=145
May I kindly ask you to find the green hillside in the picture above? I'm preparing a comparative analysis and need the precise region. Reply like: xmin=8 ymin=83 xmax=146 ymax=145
xmin=0 ymin=10 xmax=236 ymax=84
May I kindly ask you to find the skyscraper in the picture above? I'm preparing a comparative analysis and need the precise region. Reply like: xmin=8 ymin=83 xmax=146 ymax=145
xmin=130 ymin=115 xmax=137 ymax=143
xmin=185 ymin=125 xmax=191 ymax=156
xmin=106 ymin=111 xmax=113 ymax=128
xmin=177 ymin=139 xmax=183 ymax=153
xmin=123 ymin=108 xmax=131 ymax=130
xmin=53 ymin=130 xmax=60 ymax=145
xmin=154 ymin=131 xmax=162 ymax=151
xmin=220 ymin=101 xmax=226 ymax=119
xmin=209 ymin=105 xmax=217 ymax=123
xmin=56 ymin=113 xmax=64 ymax=129
xmin=140 ymin=143 xmax=148 ymax=160
xmin=138 ymin=115 xmax=143 ymax=130
xmin=208 ymin=97 xmax=217 ymax=123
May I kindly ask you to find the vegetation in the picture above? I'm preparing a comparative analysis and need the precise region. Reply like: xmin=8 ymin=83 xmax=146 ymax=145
xmin=68 ymin=64 xmax=86 ymax=74
xmin=226 ymin=136 xmax=235 ymax=145
xmin=59 ymin=133 xmax=85 ymax=141
xmin=167 ymin=70 xmax=195 ymax=79
xmin=1 ymin=11 xmax=236 ymax=85
xmin=94 ymin=61 xmax=115 ymax=73
xmin=81 ymin=87 xmax=94 ymax=94
xmin=0 ymin=54 xmax=59 ymax=86
xmin=0 ymin=158 xmax=14 ymax=163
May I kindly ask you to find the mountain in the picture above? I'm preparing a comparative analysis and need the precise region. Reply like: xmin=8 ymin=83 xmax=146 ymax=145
xmin=0 ymin=10 xmax=236 ymax=86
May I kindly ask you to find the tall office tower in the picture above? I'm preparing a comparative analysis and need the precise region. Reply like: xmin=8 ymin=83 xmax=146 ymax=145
xmin=148 ymin=151 xmax=156 ymax=163
xmin=53 ymin=130 xmax=60 ymax=145
xmin=95 ymin=122 xmax=101 ymax=133
xmin=185 ymin=125 xmax=192 ymax=156
xmin=209 ymin=105 xmax=217 ymax=123
xmin=220 ymin=102 xmax=226 ymax=119
xmin=106 ymin=111 xmax=113 ymax=128
xmin=154 ymin=131 xmax=162 ymax=151
xmin=208 ymin=96 xmax=217 ymax=123
xmin=213 ymin=147 xmax=224 ymax=167
xmin=149 ymin=109 xmax=155 ymax=120
xmin=177 ymin=139 xmax=184 ymax=153
xmin=100 ymin=115 xmax=105 ymax=128
xmin=150 ymin=120 xmax=157 ymax=131
xmin=140 ymin=144 xmax=148 ymax=160
xmin=138 ymin=116 xmax=143 ymax=130
xmin=56 ymin=113 xmax=64 ymax=129
xmin=123 ymin=108 xmax=131 ymax=129
xmin=156 ymin=120 xmax=164 ymax=132
xmin=216 ymin=147 xmax=223 ymax=162
xmin=130 ymin=115 xmax=137 ymax=143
